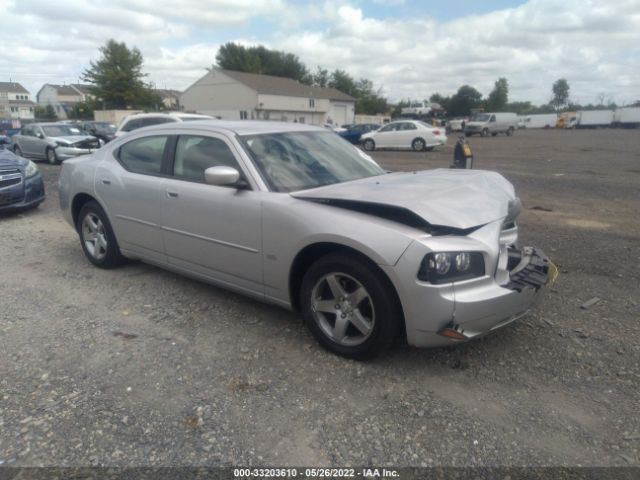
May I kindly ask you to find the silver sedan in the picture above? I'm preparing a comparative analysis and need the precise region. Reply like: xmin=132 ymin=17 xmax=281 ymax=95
xmin=12 ymin=123 xmax=101 ymax=164
xmin=58 ymin=121 xmax=556 ymax=358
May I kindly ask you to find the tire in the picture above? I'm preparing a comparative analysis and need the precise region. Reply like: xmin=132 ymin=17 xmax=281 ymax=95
xmin=13 ymin=145 xmax=23 ymax=157
xmin=506 ymin=127 xmax=514 ymax=136
xmin=77 ymin=201 xmax=126 ymax=269
xmin=411 ymin=138 xmax=426 ymax=152
xmin=363 ymin=139 xmax=375 ymax=151
xmin=46 ymin=147 xmax=60 ymax=165
xmin=300 ymin=253 xmax=400 ymax=359
xmin=482 ymin=128 xmax=490 ymax=137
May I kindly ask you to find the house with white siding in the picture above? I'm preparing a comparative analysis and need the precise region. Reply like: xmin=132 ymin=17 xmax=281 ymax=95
xmin=36 ymin=83 xmax=94 ymax=119
xmin=0 ymin=82 xmax=36 ymax=120
xmin=180 ymin=68 xmax=355 ymax=126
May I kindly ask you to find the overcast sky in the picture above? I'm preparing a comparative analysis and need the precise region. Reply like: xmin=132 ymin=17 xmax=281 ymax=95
xmin=1 ymin=0 xmax=638 ymax=106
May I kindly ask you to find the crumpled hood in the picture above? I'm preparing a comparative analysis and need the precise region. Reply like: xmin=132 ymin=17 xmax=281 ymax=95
xmin=50 ymin=135 xmax=96 ymax=145
xmin=291 ymin=169 xmax=516 ymax=230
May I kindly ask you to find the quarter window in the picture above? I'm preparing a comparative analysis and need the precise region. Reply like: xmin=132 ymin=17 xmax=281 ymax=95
xmin=173 ymin=135 xmax=243 ymax=184
xmin=118 ymin=136 xmax=168 ymax=175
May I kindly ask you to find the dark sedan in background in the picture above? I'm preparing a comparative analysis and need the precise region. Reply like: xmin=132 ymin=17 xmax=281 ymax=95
xmin=0 ymin=144 xmax=45 ymax=213
xmin=339 ymin=123 xmax=381 ymax=144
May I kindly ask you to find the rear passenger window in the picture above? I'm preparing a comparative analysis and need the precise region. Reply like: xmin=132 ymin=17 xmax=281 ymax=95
xmin=173 ymin=135 xmax=242 ymax=183
xmin=118 ymin=136 xmax=168 ymax=175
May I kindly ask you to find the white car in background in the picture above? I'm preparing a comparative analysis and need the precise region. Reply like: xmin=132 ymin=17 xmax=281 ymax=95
xmin=360 ymin=120 xmax=447 ymax=152
xmin=115 ymin=112 xmax=213 ymax=137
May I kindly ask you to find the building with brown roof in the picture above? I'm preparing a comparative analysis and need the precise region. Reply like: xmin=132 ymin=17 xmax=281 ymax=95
xmin=0 ymin=81 xmax=36 ymax=120
xmin=180 ymin=68 xmax=355 ymax=126
xmin=36 ymin=83 xmax=95 ymax=119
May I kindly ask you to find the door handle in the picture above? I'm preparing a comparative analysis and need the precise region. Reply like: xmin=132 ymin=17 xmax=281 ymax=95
xmin=101 ymin=179 xmax=111 ymax=185
xmin=167 ymin=191 xmax=179 ymax=198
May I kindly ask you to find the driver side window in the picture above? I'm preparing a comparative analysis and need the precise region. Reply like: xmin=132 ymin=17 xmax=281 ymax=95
xmin=173 ymin=135 xmax=244 ymax=185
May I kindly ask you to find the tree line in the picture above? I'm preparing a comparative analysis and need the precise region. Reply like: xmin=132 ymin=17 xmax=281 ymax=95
xmin=36 ymin=39 xmax=638 ymax=121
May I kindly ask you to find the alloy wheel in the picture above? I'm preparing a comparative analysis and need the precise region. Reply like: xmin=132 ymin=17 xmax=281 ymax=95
xmin=82 ymin=212 xmax=108 ymax=260
xmin=310 ymin=272 xmax=375 ymax=347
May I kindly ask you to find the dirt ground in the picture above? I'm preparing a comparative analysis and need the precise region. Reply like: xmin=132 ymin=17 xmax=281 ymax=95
xmin=0 ymin=129 xmax=638 ymax=468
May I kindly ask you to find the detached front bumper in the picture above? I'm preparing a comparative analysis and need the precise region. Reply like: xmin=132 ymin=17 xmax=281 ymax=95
xmin=440 ymin=247 xmax=556 ymax=342
xmin=386 ymin=244 xmax=556 ymax=348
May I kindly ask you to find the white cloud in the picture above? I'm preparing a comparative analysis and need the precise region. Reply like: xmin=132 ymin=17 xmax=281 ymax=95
xmin=1 ymin=0 xmax=639 ymax=106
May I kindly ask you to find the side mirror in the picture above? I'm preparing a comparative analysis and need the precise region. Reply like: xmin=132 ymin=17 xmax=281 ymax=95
xmin=36 ymin=133 xmax=44 ymax=139
xmin=204 ymin=166 xmax=241 ymax=186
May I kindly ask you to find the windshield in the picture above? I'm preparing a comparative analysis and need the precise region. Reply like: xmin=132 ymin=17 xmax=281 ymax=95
xmin=92 ymin=122 xmax=116 ymax=134
xmin=241 ymin=131 xmax=385 ymax=192
xmin=42 ymin=125 xmax=82 ymax=136
xmin=472 ymin=114 xmax=490 ymax=122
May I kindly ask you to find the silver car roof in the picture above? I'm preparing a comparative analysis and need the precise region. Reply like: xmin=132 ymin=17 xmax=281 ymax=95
xmin=136 ymin=120 xmax=323 ymax=137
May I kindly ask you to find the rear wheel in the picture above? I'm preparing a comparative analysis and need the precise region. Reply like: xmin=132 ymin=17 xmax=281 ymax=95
xmin=411 ymin=138 xmax=426 ymax=151
xmin=77 ymin=201 xmax=126 ymax=268
xmin=363 ymin=139 xmax=375 ymax=151
xmin=506 ymin=127 xmax=514 ymax=136
xmin=46 ymin=147 xmax=60 ymax=165
xmin=300 ymin=253 xmax=400 ymax=359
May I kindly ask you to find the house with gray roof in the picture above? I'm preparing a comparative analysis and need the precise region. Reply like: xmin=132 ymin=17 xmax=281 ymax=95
xmin=180 ymin=68 xmax=355 ymax=126
xmin=36 ymin=83 xmax=95 ymax=119
xmin=0 ymin=81 xmax=36 ymax=121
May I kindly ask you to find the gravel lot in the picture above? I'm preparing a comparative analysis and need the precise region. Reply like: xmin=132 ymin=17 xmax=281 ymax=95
xmin=0 ymin=129 xmax=638 ymax=468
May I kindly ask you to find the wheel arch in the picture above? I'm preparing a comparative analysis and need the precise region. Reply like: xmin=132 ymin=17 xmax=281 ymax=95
xmin=71 ymin=193 xmax=104 ymax=231
xmin=288 ymin=242 xmax=405 ymax=331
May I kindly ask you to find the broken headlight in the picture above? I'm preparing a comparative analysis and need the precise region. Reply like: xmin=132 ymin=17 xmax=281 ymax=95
xmin=418 ymin=252 xmax=485 ymax=284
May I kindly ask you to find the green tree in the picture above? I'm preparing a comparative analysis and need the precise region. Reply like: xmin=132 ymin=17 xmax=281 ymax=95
xmin=34 ymin=105 xmax=57 ymax=121
xmin=312 ymin=66 xmax=329 ymax=87
xmin=486 ymin=77 xmax=509 ymax=111
xmin=215 ymin=42 xmax=310 ymax=84
xmin=328 ymin=69 xmax=358 ymax=97
xmin=68 ymin=100 xmax=95 ymax=120
xmin=83 ymin=39 xmax=158 ymax=109
xmin=551 ymin=78 xmax=570 ymax=111
xmin=354 ymin=79 xmax=388 ymax=115
xmin=449 ymin=85 xmax=483 ymax=117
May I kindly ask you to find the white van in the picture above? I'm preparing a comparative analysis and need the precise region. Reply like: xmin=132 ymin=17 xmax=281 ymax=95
xmin=465 ymin=112 xmax=518 ymax=137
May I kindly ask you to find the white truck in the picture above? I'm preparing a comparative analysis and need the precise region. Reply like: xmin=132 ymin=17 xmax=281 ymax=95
xmin=523 ymin=113 xmax=558 ymax=129
xmin=464 ymin=112 xmax=518 ymax=136
xmin=577 ymin=110 xmax=614 ymax=128
xmin=401 ymin=101 xmax=438 ymax=117
xmin=613 ymin=107 xmax=640 ymax=128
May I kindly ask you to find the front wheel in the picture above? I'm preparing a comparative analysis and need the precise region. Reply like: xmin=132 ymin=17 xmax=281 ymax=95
xmin=46 ymin=147 xmax=60 ymax=165
xmin=13 ymin=145 xmax=23 ymax=157
xmin=482 ymin=128 xmax=490 ymax=137
xmin=77 ymin=201 xmax=126 ymax=268
xmin=300 ymin=253 xmax=400 ymax=359
xmin=363 ymin=139 xmax=375 ymax=151
xmin=411 ymin=138 xmax=426 ymax=151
